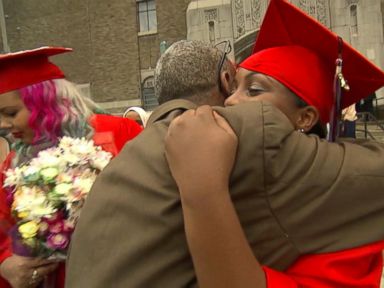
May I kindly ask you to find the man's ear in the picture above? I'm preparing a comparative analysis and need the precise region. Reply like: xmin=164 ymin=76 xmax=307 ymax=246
xmin=220 ymin=61 xmax=236 ymax=97
xmin=295 ymin=106 xmax=319 ymax=132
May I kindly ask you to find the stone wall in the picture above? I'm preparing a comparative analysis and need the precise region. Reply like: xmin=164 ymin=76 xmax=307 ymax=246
xmin=331 ymin=0 xmax=384 ymax=100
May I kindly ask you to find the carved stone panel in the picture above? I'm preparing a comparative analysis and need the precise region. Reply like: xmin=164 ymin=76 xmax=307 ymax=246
xmin=204 ymin=8 xmax=218 ymax=22
xmin=298 ymin=0 xmax=330 ymax=27
xmin=316 ymin=0 xmax=330 ymax=27
xmin=250 ymin=0 xmax=262 ymax=28
xmin=309 ymin=1 xmax=316 ymax=17
xmin=346 ymin=0 xmax=360 ymax=6
xmin=234 ymin=0 xmax=245 ymax=38
xmin=299 ymin=0 xmax=309 ymax=12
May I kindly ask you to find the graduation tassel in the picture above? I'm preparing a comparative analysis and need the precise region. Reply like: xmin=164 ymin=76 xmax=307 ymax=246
xmin=328 ymin=37 xmax=350 ymax=142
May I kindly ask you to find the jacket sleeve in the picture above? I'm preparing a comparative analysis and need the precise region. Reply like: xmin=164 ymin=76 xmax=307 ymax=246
xmin=215 ymin=101 xmax=384 ymax=262
xmin=260 ymin=101 xmax=384 ymax=254
xmin=263 ymin=241 xmax=384 ymax=288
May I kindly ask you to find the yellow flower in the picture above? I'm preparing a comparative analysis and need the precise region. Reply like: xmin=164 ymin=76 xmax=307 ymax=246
xmin=17 ymin=211 xmax=29 ymax=219
xmin=18 ymin=221 xmax=39 ymax=239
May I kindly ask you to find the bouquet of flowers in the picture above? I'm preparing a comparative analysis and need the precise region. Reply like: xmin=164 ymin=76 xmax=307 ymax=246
xmin=3 ymin=136 xmax=112 ymax=259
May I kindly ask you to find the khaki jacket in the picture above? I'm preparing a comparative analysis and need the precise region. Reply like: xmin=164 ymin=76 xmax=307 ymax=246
xmin=66 ymin=100 xmax=384 ymax=288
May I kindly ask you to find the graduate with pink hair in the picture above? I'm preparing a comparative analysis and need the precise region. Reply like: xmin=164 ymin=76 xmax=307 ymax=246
xmin=0 ymin=47 xmax=142 ymax=288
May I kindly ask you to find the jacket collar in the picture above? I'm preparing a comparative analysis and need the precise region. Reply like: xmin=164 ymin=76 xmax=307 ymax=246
xmin=147 ymin=99 xmax=197 ymax=126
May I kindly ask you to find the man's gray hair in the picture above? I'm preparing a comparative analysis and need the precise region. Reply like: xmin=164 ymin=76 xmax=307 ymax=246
xmin=155 ymin=40 xmax=224 ymax=104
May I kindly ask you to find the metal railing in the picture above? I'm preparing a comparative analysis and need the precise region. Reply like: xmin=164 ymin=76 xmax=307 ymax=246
xmin=374 ymin=96 xmax=384 ymax=109
xmin=355 ymin=112 xmax=384 ymax=140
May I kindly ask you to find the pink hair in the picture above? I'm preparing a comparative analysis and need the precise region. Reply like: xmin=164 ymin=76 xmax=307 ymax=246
xmin=19 ymin=79 xmax=93 ymax=144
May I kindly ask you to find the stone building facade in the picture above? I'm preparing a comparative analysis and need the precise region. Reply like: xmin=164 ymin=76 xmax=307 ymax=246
xmin=0 ymin=0 xmax=383 ymax=112
xmin=187 ymin=0 xmax=384 ymax=100
xmin=0 ymin=0 xmax=190 ymax=113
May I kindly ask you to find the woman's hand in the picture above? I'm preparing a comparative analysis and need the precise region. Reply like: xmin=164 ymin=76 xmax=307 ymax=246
xmin=165 ymin=105 xmax=238 ymax=201
xmin=0 ymin=254 xmax=58 ymax=288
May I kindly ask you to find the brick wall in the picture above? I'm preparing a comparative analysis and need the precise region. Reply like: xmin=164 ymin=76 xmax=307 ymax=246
xmin=2 ymin=0 xmax=140 ymax=111
xmin=1 ymin=0 xmax=192 ymax=112
xmin=138 ymin=0 xmax=191 ymax=70
xmin=157 ymin=0 xmax=191 ymax=47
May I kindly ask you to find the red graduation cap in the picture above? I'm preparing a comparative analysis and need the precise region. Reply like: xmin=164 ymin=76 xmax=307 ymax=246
xmin=239 ymin=0 xmax=384 ymax=124
xmin=0 ymin=46 xmax=72 ymax=94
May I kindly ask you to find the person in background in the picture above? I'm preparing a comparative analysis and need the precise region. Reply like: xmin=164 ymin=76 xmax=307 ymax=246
xmin=357 ymin=92 xmax=376 ymax=115
xmin=0 ymin=47 xmax=142 ymax=288
xmin=341 ymin=104 xmax=357 ymax=138
xmin=123 ymin=106 xmax=152 ymax=127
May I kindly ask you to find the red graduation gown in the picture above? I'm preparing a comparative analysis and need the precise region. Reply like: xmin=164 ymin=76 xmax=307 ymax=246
xmin=264 ymin=240 xmax=384 ymax=287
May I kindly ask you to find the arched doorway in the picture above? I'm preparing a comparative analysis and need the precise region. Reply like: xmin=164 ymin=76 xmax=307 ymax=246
xmin=141 ymin=75 xmax=158 ymax=111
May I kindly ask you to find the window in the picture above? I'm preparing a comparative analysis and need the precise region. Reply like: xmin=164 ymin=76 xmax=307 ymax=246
xmin=208 ymin=21 xmax=215 ymax=44
xmin=141 ymin=75 xmax=158 ymax=110
xmin=350 ymin=4 xmax=358 ymax=36
xmin=137 ymin=0 xmax=157 ymax=33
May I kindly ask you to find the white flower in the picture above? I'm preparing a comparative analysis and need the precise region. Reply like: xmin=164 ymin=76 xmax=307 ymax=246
xmin=22 ymin=165 xmax=40 ymax=183
xmin=37 ymin=151 xmax=61 ymax=168
xmin=4 ymin=167 xmax=23 ymax=187
xmin=73 ymin=177 xmax=95 ymax=195
xmin=56 ymin=172 xmax=73 ymax=183
xmin=58 ymin=136 xmax=74 ymax=149
xmin=70 ymin=139 xmax=96 ymax=157
xmin=23 ymin=165 xmax=39 ymax=177
xmin=40 ymin=167 xmax=59 ymax=182
xmin=90 ymin=151 xmax=112 ymax=170
xmin=62 ymin=152 xmax=81 ymax=166
xmin=54 ymin=183 xmax=72 ymax=195
xmin=13 ymin=186 xmax=56 ymax=220
xmin=30 ymin=205 xmax=57 ymax=218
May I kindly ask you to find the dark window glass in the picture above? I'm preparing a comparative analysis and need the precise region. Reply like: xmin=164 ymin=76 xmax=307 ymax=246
xmin=137 ymin=0 xmax=157 ymax=32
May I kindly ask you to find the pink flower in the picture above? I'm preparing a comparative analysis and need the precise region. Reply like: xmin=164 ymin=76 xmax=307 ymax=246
xmin=63 ymin=221 xmax=74 ymax=233
xmin=48 ymin=220 xmax=64 ymax=234
xmin=43 ymin=211 xmax=64 ymax=225
xmin=46 ymin=233 xmax=69 ymax=250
